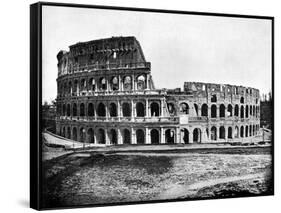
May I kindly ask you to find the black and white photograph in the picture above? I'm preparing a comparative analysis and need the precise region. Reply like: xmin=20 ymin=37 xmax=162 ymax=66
xmin=31 ymin=2 xmax=273 ymax=210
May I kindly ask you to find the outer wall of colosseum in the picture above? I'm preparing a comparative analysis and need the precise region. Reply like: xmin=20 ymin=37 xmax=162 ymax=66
xmin=55 ymin=36 xmax=260 ymax=145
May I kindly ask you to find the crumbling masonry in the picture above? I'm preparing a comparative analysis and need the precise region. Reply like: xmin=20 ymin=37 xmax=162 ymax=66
xmin=56 ymin=36 xmax=260 ymax=145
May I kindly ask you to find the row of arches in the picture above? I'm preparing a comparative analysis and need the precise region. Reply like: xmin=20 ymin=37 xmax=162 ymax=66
xmin=167 ymin=102 xmax=260 ymax=118
xmin=58 ymin=74 xmax=148 ymax=96
xmin=59 ymin=101 xmax=161 ymax=117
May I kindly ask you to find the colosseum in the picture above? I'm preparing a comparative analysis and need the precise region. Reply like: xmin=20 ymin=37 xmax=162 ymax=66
xmin=55 ymin=36 xmax=261 ymax=145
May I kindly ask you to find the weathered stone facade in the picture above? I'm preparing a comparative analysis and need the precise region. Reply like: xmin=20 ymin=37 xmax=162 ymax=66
xmin=55 ymin=36 xmax=260 ymax=145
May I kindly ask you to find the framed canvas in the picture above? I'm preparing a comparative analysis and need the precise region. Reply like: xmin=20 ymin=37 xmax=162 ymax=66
xmin=30 ymin=2 xmax=274 ymax=210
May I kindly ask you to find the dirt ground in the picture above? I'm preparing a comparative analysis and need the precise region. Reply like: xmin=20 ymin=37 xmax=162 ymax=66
xmin=42 ymin=147 xmax=272 ymax=208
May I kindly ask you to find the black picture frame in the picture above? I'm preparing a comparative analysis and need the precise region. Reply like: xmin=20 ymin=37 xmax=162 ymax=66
xmin=30 ymin=2 xmax=274 ymax=210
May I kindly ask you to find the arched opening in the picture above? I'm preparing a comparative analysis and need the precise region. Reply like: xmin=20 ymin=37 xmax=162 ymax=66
xmin=87 ymin=128 xmax=95 ymax=143
xmin=80 ymin=103 xmax=85 ymax=117
xmin=240 ymin=97 xmax=244 ymax=104
xmin=234 ymin=104 xmax=239 ymax=116
xmin=109 ymin=103 xmax=117 ymax=117
xmin=136 ymin=102 xmax=145 ymax=117
xmin=201 ymin=104 xmax=208 ymax=116
xmin=79 ymin=127 xmax=86 ymax=142
xmin=123 ymin=76 xmax=132 ymax=90
xmin=97 ymin=103 xmax=106 ymax=117
xmin=234 ymin=126 xmax=239 ymax=138
xmin=211 ymin=94 xmax=217 ymax=102
xmin=168 ymin=103 xmax=176 ymax=115
xmin=228 ymin=127 xmax=232 ymax=139
xmin=193 ymin=128 xmax=201 ymax=143
xmin=151 ymin=102 xmax=160 ymax=117
xmin=123 ymin=129 xmax=131 ymax=144
xmin=227 ymin=104 xmax=233 ymax=117
xmin=72 ymin=127 xmax=77 ymax=141
xmin=151 ymin=129 xmax=160 ymax=144
xmin=122 ymin=102 xmax=131 ymax=117
xmin=253 ymin=106 xmax=256 ymax=117
xmin=88 ymin=103 xmax=94 ymax=117
xmin=80 ymin=79 xmax=87 ymax=91
xmin=211 ymin=105 xmax=217 ymax=118
xmin=219 ymin=104 xmax=225 ymax=118
xmin=136 ymin=129 xmax=145 ymax=144
xmin=246 ymin=105 xmax=249 ymax=118
xmin=250 ymin=105 xmax=253 ymax=116
xmin=67 ymin=127 xmax=71 ymax=139
xmin=111 ymin=76 xmax=119 ymax=91
xmin=249 ymin=125 xmax=252 ymax=136
xmin=240 ymin=126 xmax=244 ymax=138
xmin=67 ymin=104 xmax=71 ymax=116
xmin=99 ymin=77 xmax=107 ymax=90
xmin=109 ymin=129 xmax=117 ymax=145
xmin=97 ymin=128 xmax=105 ymax=144
xmin=211 ymin=126 xmax=217 ymax=140
xmin=73 ymin=80 xmax=79 ymax=94
xmin=180 ymin=103 xmax=189 ymax=114
xmin=182 ymin=128 xmax=189 ymax=144
xmin=165 ymin=129 xmax=175 ymax=144
xmin=245 ymin=126 xmax=249 ymax=137
xmin=89 ymin=78 xmax=95 ymax=91
xmin=240 ymin=105 xmax=244 ymax=118
xmin=219 ymin=126 xmax=225 ymax=139
xmin=137 ymin=75 xmax=145 ymax=90
xmin=72 ymin=103 xmax=77 ymax=116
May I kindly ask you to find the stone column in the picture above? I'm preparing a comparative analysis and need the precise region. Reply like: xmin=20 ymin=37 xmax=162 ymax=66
xmin=189 ymin=130 xmax=194 ymax=143
xmin=106 ymin=78 xmax=109 ymax=92
xmin=132 ymin=74 xmax=135 ymax=91
xmin=117 ymin=100 xmax=120 ymax=121
xmin=117 ymin=128 xmax=122 ymax=145
xmin=105 ymin=129 xmax=110 ymax=145
xmin=145 ymin=127 xmax=151 ymax=144
xmin=145 ymin=99 xmax=149 ymax=117
xmin=160 ymin=127 xmax=165 ymax=144
xmin=161 ymin=99 xmax=164 ymax=117
xmin=118 ymin=75 xmax=122 ymax=91
xmin=176 ymin=127 xmax=181 ymax=143
xmin=146 ymin=74 xmax=149 ymax=89
xmin=131 ymin=100 xmax=134 ymax=120
xmin=131 ymin=127 xmax=136 ymax=144
xmin=94 ymin=132 xmax=97 ymax=144
xmin=216 ymin=104 xmax=220 ymax=118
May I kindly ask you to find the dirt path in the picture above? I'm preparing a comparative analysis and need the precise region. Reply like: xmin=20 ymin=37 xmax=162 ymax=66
xmin=159 ymin=172 xmax=266 ymax=199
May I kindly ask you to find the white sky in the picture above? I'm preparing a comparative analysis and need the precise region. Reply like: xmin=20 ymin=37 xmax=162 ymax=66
xmin=42 ymin=5 xmax=272 ymax=103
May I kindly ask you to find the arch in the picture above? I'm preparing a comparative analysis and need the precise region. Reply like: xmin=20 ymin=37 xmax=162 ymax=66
xmin=240 ymin=97 xmax=244 ymax=104
xmin=249 ymin=125 xmax=252 ymax=136
xmin=123 ymin=129 xmax=131 ymax=144
xmin=234 ymin=104 xmax=239 ymax=116
xmin=227 ymin=104 xmax=233 ymax=117
xmin=111 ymin=76 xmax=119 ymax=91
xmin=89 ymin=78 xmax=95 ymax=91
xmin=67 ymin=126 xmax=71 ymax=139
xmin=136 ymin=129 xmax=145 ymax=144
xmin=253 ymin=106 xmax=256 ymax=116
xmin=72 ymin=103 xmax=77 ymax=116
xmin=72 ymin=127 xmax=77 ymax=141
xmin=109 ymin=103 xmax=117 ymax=117
xmin=79 ymin=127 xmax=86 ymax=142
xmin=253 ymin=125 xmax=256 ymax=136
xmin=87 ymin=128 xmax=95 ymax=143
xmin=74 ymin=80 xmax=79 ymax=93
xmin=211 ymin=126 xmax=217 ymax=140
xmin=211 ymin=105 xmax=217 ymax=118
xmin=80 ymin=103 xmax=85 ymax=117
xmin=151 ymin=129 xmax=160 ymax=144
xmin=182 ymin=128 xmax=189 ymax=144
xmin=250 ymin=105 xmax=253 ymax=116
xmin=246 ymin=105 xmax=249 ymax=118
xmin=201 ymin=104 xmax=208 ymax=116
xmin=240 ymin=105 xmax=244 ymax=118
xmin=109 ymin=129 xmax=118 ymax=145
xmin=97 ymin=128 xmax=105 ymax=144
xmin=211 ymin=94 xmax=217 ymax=102
xmin=165 ymin=129 xmax=175 ymax=144
xmin=136 ymin=102 xmax=145 ymax=117
xmin=234 ymin=126 xmax=239 ymax=138
xmin=88 ymin=103 xmax=94 ymax=117
xmin=122 ymin=102 xmax=131 ymax=117
xmin=99 ymin=77 xmax=107 ymax=90
xmin=219 ymin=126 xmax=225 ymax=139
xmin=193 ymin=128 xmax=201 ymax=143
xmin=228 ymin=127 xmax=232 ymax=139
xmin=245 ymin=126 xmax=249 ymax=137
xmin=123 ymin=76 xmax=132 ymax=90
xmin=97 ymin=103 xmax=106 ymax=117
xmin=80 ymin=79 xmax=87 ymax=91
xmin=151 ymin=102 xmax=160 ymax=117
xmin=180 ymin=102 xmax=189 ymax=114
xmin=66 ymin=104 xmax=71 ymax=116
xmin=240 ymin=126 xmax=244 ymax=138
xmin=168 ymin=103 xmax=176 ymax=115
xmin=136 ymin=75 xmax=145 ymax=90
xmin=219 ymin=104 xmax=225 ymax=118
